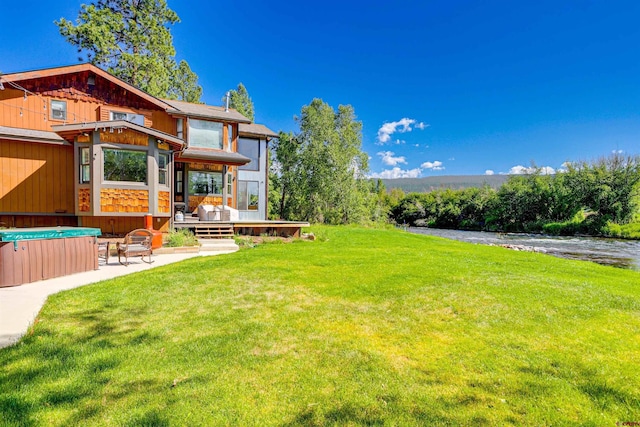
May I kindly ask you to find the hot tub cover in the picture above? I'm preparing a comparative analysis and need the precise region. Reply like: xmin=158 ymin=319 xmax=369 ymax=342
xmin=0 ymin=227 xmax=101 ymax=242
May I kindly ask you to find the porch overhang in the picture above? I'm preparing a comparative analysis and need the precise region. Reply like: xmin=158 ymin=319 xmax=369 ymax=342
xmin=0 ymin=125 xmax=70 ymax=146
xmin=51 ymin=120 xmax=185 ymax=149
xmin=176 ymin=147 xmax=251 ymax=166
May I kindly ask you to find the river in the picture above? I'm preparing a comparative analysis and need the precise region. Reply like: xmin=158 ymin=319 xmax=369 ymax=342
xmin=408 ymin=227 xmax=640 ymax=271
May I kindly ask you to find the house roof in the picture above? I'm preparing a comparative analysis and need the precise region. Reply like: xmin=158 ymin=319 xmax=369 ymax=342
xmin=176 ymin=147 xmax=251 ymax=166
xmin=0 ymin=125 xmax=70 ymax=146
xmin=51 ymin=120 xmax=184 ymax=148
xmin=0 ymin=63 xmax=173 ymax=112
xmin=239 ymin=123 xmax=278 ymax=139
xmin=162 ymin=99 xmax=251 ymax=123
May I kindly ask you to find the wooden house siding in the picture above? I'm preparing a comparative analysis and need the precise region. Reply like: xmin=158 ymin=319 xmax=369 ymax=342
xmin=100 ymin=189 xmax=149 ymax=213
xmin=79 ymin=216 xmax=169 ymax=235
xmin=0 ymin=139 xmax=74 ymax=214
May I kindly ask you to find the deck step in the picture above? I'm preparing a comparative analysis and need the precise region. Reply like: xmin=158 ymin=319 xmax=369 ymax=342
xmin=198 ymin=238 xmax=239 ymax=253
xmin=193 ymin=224 xmax=234 ymax=239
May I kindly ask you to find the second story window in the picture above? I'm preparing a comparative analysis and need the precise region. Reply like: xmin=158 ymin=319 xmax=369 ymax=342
xmin=110 ymin=111 xmax=144 ymax=125
xmin=177 ymin=118 xmax=184 ymax=139
xmin=188 ymin=119 xmax=222 ymax=150
xmin=51 ymin=100 xmax=67 ymax=120
xmin=238 ymin=138 xmax=259 ymax=171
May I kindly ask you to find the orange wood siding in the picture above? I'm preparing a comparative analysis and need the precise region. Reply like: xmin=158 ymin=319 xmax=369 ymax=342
xmin=100 ymin=129 xmax=148 ymax=146
xmin=0 ymin=140 xmax=74 ymax=213
xmin=79 ymin=216 xmax=168 ymax=235
xmin=1 ymin=74 xmax=176 ymax=136
xmin=78 ymin=188 xmax=91 ymax=212
xmin=151 ymin=110 xmax=176 ymax=135
xmin=0 ymin=215 xmax=76 ymax=228
xmin=188 ymin=195 xmax=223 ymax=212
xmin=0 ymin=88 xmax=99 ymax=131
xmin=158 ymin=191 xmax=170 ymax=213
xmin=100 ymin=189 xmax=149 ymax=213
xmin=80 ymin=216 xmax=145 ymax=235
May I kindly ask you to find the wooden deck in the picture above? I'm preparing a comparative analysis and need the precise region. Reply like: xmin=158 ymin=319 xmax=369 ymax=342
xmin=173 ymin=218 xmax=310 ymax=238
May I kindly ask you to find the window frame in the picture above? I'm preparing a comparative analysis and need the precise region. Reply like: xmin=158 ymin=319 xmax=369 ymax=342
xmin=188 ymin=119 xmax=223 ymax=150
xmin=158 ymin=153 xmax=169 ymax=186
xmin=238 ymin=180 xmax=259 ymax=211
xmin=237 ymin=138 xmax=260 ymax=171
xmin=79 ymin=146 xmax=90 ymax=184
xmin=50 ymin=100 xmax=67 ymax=121
xmin=109 ymin=111 xmax=144 ymax=125
xmin=188 ymin=170 xmax=223 ymax=196
xmin=102 ymin=148 xmax=148 ymax=184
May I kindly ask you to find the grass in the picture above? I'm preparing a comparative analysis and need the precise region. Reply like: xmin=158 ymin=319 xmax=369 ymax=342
xmin=1 ymin=225 xmax=639 ymax=426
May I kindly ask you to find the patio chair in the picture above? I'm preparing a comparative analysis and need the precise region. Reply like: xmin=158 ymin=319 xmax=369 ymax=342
xmin=116 ymin=229 xmax=154 ymax=266
xmin=98 ymin=241 xmax=110 ymax=265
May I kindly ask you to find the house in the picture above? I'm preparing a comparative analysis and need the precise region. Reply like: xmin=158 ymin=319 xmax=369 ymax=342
xmin=0 ymin=63 xmax=280 ymax=236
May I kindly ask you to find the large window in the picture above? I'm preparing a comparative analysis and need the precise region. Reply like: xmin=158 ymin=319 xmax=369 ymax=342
xmin=188 ymin=171 xmax=223 ymax=195
xmin=103 ymin=149 xmax=147 ymax=183
xmin=188 ymin=119 xmax=223 ymax=149
xmin=238 ymin=138 xmax=259 ymax=170
xmin=238 ymin=180 xmax=259 ymax=210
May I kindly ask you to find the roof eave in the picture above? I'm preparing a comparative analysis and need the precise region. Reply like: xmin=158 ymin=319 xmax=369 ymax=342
xmin=51 ymin=120 xmax=184 ymax=148
xmin=0 ymin=63 xmax=174 ymax=112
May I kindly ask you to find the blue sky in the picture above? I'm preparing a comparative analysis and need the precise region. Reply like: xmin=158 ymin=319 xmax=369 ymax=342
xmin=2 ymin=1 xmax=639 ymax=177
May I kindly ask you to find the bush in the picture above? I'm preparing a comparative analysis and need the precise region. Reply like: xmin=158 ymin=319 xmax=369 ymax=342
xmin=602 ymin=221 xmax=640 ymax=239
xmin=164 ymin=228 xmax=199 ymax=247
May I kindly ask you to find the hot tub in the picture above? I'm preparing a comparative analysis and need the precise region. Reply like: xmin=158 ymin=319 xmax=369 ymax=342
xmin=0 ymin=227 xmax=101 ymax=287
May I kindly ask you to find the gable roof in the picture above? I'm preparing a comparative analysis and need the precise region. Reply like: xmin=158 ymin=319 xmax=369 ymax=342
xmin=0 ymin=63 xmax=173 ymax=111
xmin=162 ymin=99 xmax=251 ymax=123
xmin=239 ymin=123 xmax=278 ymax=139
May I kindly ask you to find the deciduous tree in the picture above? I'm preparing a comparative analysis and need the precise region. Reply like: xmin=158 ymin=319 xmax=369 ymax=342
xmin=270 ymin=99 xmax=373 ymax=224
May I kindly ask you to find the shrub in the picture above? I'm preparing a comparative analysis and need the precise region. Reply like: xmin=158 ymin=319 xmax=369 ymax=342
xmin=164 ymin=228 xmax=199 ymax=247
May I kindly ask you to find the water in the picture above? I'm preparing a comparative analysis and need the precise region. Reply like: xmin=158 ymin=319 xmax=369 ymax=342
xmin=408 ymin=227 xmax=640 ymax=271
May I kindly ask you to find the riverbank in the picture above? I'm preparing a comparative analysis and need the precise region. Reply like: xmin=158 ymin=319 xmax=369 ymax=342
xmin=1 ymin=226 xmax=638 ymax=425
xmin=409 ymin=226 xmax=640 ymax=270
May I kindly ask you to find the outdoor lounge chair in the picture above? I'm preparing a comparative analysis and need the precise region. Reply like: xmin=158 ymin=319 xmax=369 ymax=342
xmin=116 ymin=229 xmax=154 ymax=266
xmin=198 ymin=204 xmax=220 ymax=221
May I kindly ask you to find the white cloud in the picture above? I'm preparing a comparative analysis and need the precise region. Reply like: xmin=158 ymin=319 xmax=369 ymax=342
xmin=377 ymin=151 xmax=407 ymax=166
xmin=370 ymin=158 xmax=446 ymax=179
xmin=612 ymin=149 xmax=624 ymax=154
xmin=485 ymin=170 xmax=495 ymax=175
xmin=376 ymin=118 xmax=428 ymax=144
xmin=370 ymin=167 xmax=423 ymax=179
xmin=421 ymin=160 xmax=445 ymax=171
xmin=502 ymin=165 xmax=556 ymax=175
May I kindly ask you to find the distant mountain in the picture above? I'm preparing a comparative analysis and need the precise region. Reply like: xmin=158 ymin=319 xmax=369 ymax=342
xmin=381 ymin=175 xmax=510 ymax=193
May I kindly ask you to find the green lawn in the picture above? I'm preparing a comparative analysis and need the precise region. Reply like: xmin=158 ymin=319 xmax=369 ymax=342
xmin=1 ymin=226 xmax=639 ymax=426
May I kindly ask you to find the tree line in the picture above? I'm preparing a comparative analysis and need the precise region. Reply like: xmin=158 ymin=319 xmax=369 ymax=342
xmin=388 ymin=155 xmax=640 ymax=237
